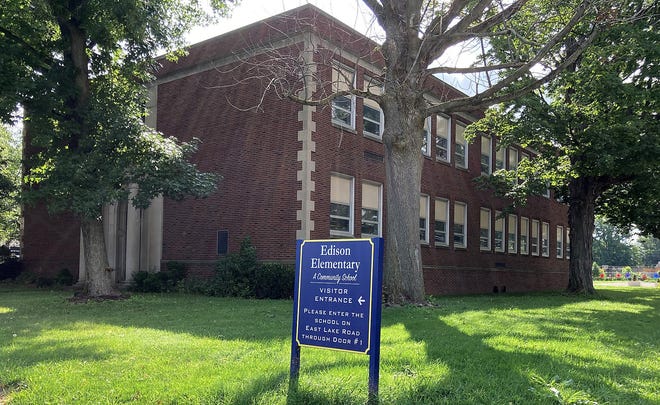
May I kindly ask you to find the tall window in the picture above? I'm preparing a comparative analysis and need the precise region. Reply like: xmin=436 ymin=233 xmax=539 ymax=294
xmin=566 ymin=228 xmax=571 ymax=259
xmin=361 ymin=182 xmax=382 ymax=237
xmin=520 ymin=217 xmax=529 ymax=255
xmin=480 ymin=208 xmax=491 ymax=250
xmin=434 ymin=198 xmax=449 ymax=246
xmin=531 ymin=219 xmax=540 ymax=256
xmin=495 ymin=146 xmax=505 ymax=170
xmin=542 ymin=222 xmax=550 ymax=257
xmin=481 ymin=136 xmax=492 ymax=175
xmin=330 ymin=174 xmax=354 ymax=236
xmin=420 ymin=195 xmax=429 ymax=243
xmin=454 ymin=202 xmax=467 ymax=248
xmin=362 ymin=77 xmax=383 ymax=139
xmin=363 ymin=100 xmax=383 ymax=138
xmin=508 ymin=147 xmax=518 ymax=185
xmin=455 ymin=122 xmax=468 ymax=169
xmin=436 ymin=115 xmax=450 ymax=162
xmin=507 ymin=214 xmax=518 ymax=254
xmin=556 ymin=226 xmax=564 ymax=258
xmin=494 ymin=211 xmax=505 ymax=252
xmin=331 ymin=65 xmax=355 ymax=129
xmin=421 ymin=117 xmax=431 ymax=156
xmin=507 ymin=147 xmax=518 ymax=171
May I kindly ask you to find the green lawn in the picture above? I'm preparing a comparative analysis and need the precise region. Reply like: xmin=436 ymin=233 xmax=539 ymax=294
xmin=0 ymin=285 xmax=658 ymax=404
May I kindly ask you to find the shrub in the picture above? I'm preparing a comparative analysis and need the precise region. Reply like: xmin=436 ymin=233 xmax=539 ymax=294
xmin=591 ymin=262 xmax=601 ymax=277
xmin=254 ymin=263 xmax=295 ymax=299
xmin=213 ymin=237 xmax=259 ymax=298
xmin=55 ymin=268 xmax=75 ymax=286
xmin=0 ymin=258 xmax=22 ymax=281
xmin=131 ymin=262 xmax=187 ymax=293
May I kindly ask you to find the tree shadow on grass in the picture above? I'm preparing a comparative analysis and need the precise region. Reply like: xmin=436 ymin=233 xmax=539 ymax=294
xmin=382 ymin=289 xmax=659 ymax=404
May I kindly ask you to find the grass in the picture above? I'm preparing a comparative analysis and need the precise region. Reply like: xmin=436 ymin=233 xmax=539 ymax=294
xmin=0 ymin=285 xmax=658 ymax=404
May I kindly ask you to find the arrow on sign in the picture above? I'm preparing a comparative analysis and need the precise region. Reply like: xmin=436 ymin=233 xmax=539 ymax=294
xmin=358 ymin=296 xmax=365 ymax=306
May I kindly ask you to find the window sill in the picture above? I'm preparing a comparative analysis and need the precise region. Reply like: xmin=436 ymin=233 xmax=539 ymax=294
xmin=364 ymin=133 xmax=383 ymax=142
xmin=331 ymin=122 xmax=357 ymax=134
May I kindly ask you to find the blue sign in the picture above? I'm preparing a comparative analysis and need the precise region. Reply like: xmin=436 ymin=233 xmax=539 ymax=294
xmin=290 ymin=237 xmax=384 ymax=400
xmin=293 ymin=238 xmax=381 ymax=353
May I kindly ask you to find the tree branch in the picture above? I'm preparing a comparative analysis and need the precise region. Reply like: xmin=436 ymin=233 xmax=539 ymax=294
xmin=427 ymin=61 xmax=526 ymax=75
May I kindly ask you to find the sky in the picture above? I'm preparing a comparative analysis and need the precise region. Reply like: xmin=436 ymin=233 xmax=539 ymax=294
xmin=187 ymin=0 xmax=383 ymax=45
xmin=186 ymin=0 xmax=477 ymax=94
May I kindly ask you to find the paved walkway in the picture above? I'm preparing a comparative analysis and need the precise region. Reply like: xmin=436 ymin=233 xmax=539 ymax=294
xmin=595 ymin=281 xmax=658 ymax=288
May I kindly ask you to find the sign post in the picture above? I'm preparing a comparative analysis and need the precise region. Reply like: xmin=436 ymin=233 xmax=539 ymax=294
xmin=290 ymin=238 xmax=384 ymax=401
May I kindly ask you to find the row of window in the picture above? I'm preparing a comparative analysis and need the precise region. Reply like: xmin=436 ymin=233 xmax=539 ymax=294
xmin=420 ymin=196 xmax=569 ymax=258
xmin=330 ymin=65 xmax=548 ymax=189
xmin=330 ymin=173 xmax=569 ymax=259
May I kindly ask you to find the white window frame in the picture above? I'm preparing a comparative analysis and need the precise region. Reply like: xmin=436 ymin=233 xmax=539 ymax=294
xmin=556 ymin=225 xmax=564 ymax=258
xmin=455 ymin=122 xmax=468 ymax=169
xmin=362 ymin=100 xmax=383 ymax=139
xmin=542 ymin=221 xmax=550 ymax=257
xmin=480 ymin=208 xmax=491 ymax=251
xmin=434 ymin=198 xmax=449 ymax=247
xmin=566 ymin=228 xmax=571 ymax=259
xmin=531 ymin=219 xmax=540 ymax=256
xmin=331 ymin=64 xmax=356 ymax=130
xmin=508 ymin=147 xmax=519 ymax=171
xmin=481 ymin=135 xmax=492 ymax=175
xmin=494 ymin=211 xmax=505 ymax=252
xmin=329 ymin=173 xmax=354 ymax=237
xmin=507 ymin=214 xmax=518 ymax=254
xmin=361 ymin=182 xmax=382 ymax=238
xmin=435 ymin=115 xmax=451 ymax=162
xmin=421 ymin=116 xmax=432 ymax=157
xmin=362 ymin=76 xmax=384 ymax=139
xmin=520 ymin=217 xmax=529 ymax=255
xmin=453 ymin=201 xmax=467 ymax=248
xmin=420 ymin=195 xmax=430 ymax=244
xmin=495 ymin=144 xmax=505 ymax=171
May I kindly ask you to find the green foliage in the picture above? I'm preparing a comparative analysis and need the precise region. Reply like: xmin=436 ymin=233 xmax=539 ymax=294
xmin=254 ymin=263 xmax=295 ymax=299
xmin=591 ymin=262 xmax=600 ymax=278
xmin=208 ymin=237 xmax=294 ymax=299
xmin=0 ymin=258 xmax=22 ymax=280
xmin=0 ymin=0 xmax=230 ymax=220
xmin=0 ymin=125 xmax=21 ymax=244
xmin=592 ymin=217 xmax=637 ymax=266
xmin=54 ymin=268 xmax=74 ymax=286
xmin=469 ymin=2 xmax=660 ymax=234
xmin=131 ymin=261 xmax=188 ymax=293
xmin=213 ymin=237 xmax=259 ymax=298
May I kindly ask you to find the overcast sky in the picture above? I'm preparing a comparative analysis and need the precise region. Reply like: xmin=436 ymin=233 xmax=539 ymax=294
xmin=187 ymin=0 xmax=383 ymax=45
xmin=186 ymin=0 xmax=477 ymax=94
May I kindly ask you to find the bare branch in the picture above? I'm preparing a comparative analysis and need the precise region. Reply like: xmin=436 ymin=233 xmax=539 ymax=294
xmin=427 ymin=61 xmax=526 ymax=75
xmin=429 ymin=20 xmax=601 ymax=114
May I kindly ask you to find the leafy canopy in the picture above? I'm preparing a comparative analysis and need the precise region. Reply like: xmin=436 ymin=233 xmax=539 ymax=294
xmin=0 ymin=0 xmax=234 ymax=218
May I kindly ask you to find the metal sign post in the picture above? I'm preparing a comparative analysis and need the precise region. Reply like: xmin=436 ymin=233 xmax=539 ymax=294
xmin=290 ymin=238 xmax=384 ymax=401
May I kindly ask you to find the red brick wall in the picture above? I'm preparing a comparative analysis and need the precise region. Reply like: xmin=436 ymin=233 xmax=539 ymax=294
xmin=22 ymin=203 xmax=80 ymax=279
xmin=157 ymin=58 xmax=302 ymax=272
xmin=155 ymin=12 xmax=570 ymax=294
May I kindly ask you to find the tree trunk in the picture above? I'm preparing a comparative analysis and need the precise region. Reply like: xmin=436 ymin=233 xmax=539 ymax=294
xmin=81 ymin=216 xmax=120 ymax=297
xmin=567 ymin=176 xmax=597 ymax=294
xmin=381 ymin=94 xmax=426 ymax=305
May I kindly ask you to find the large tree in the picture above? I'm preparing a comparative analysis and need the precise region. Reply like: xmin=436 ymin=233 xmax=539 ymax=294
xmin=468 ymin=0 xmax=658 ymax=294
xmin=251 ymin=0 xmax=611 ymax=303
xmin=0 ymin=124 xmax=21 ymax=245
xmin=0 ymin=0 xmax=233 ymax=296
xmin=593 ymin=217 xmax=636 ymax=267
